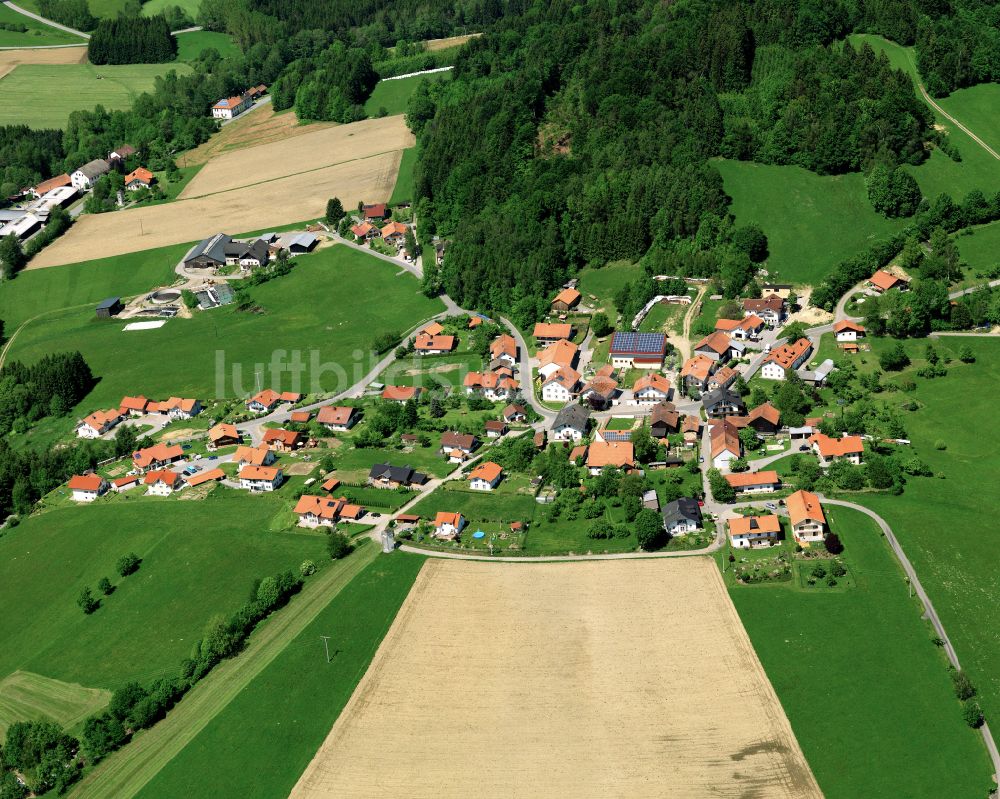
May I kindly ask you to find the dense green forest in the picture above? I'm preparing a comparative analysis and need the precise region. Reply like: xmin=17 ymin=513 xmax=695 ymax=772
xmin=88 ymin=16 xmax=177 ymax=65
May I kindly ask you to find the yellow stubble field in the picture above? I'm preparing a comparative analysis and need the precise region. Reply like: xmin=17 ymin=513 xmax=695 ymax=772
xmin=291 ymin=557 xmax=821 ymax=799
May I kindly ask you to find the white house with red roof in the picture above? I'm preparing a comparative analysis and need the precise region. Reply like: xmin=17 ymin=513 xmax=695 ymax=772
xmin=434 ymin=511 xmax=465 ymax=539
xmin=239 ymin=465 xmax=283 ymax=492
xmin=144 ymin=469 xmax=183 ymax=496
xmin=761 ymin=338 xmax=813 ymax=380
xmin=68 ymin=474 xmax=108 ymax=502
xmin=76 ymin=409 xmax=123 ymax=439
xmin=211 ymin=94 xmax=251 ymax=120
xmin=833 ymin=320 xmax=866 ymax=343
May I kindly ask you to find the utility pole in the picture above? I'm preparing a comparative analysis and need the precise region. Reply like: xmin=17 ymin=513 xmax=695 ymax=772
xmin=320 ymin=635 xmax=332 ymax=662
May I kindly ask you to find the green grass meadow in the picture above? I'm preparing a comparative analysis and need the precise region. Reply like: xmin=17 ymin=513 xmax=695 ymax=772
xmin=363 ymin=71 xmax=449 ymax=117
xmin=850 ymin=337 xmax=1000 ymax=735
xmin=0 ymin=62 xmax=192 ymax=129
xmin=143 ymin=0 xmax=201 ymax=19
xmin=954 ymin=221 xmax=1000 ymax=285
xmin=173 ymin=31 xmax=238 ymax=63
xmin=389 ymin=146 xmax=418 ymax=204
xmin=728 ymin=504 xmax=993 ymax=797
xmin=577 ymin=260 xmax=643 ymax=313
xmin=6 ymin=245 xmax=444 ymax=409
xmin=715 ymin=159 xmax=908 ymax=286
xmin=0 ymin=493 xmax=329 ymax=696
xmin=0 ymin=4 xmax=86 ymax=45
xmin=134 ymin=553 xmax=425 ymax=799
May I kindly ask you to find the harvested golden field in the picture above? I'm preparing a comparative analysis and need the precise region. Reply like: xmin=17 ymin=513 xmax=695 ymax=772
xmin=180 ymin=115 xmax=413 ymax=198
xmin=28 ymin=150 xmax=402 ymax=268
xmin=0 ymin=46 xmax=86 ymax=79
xmin=291 ymin=558 xmax=821 ymax=799
xmin=176 ymin=106 xmax=337 ymax=168
xmin=423 ymin=33 xmax=481 ymax=51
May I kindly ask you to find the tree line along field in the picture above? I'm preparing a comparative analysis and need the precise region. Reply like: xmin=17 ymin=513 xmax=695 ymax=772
xmin=132 ymin=553 xmax=425 ymax=799
xmin=363 ymin=71 xmax=450 ymax=117
xmin=726 ymin=505 xmax=992 ymax=798
xmin=0 ymin=492 xmax=328 ymax=728
xmin=845 ymin=337 xmax=1000 ymax=739
xmin=0 ymin=62 xmax=192 ymax=129
xmin=5 ymin=245 xmax=444 ymax=410
xmin=0 ymin=4 xmax=86 ymax=46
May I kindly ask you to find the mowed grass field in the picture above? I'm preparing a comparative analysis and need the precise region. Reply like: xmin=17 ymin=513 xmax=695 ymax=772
xmin=7 ymin=245 xmax=444 ymax=409
xmin=134 ymin=553 xmax=425 ymax=799
xmin=363 ymin=71 xmax=449 ymax=117
xmin=0 ymin=493 xmax=328 ymax=697
xmin=851 ymin=337 xmax=1000 ymax=735
xmin=290 ymin=558 xmax=820 ymax=798
xmin=0 ymin=62 xmax=192 ymax=129
xmin=715 ymin=159 xmax=908 ymax=286
xmin=0 ymin=672 xmax=110 ymax=739
xmin=727 ymin=505 xmax=992 ymax=798
xmin=0 ymin=5 xmax=86 ymax=46
xmin=174 ymin=31 xmax=238 ymax=62
xmin=955 ymin=221 xmax=1000 ymax=284
xmin=389 ymin=146 xmax=417 ymax=204
xmin=0 ymin=45 xmax=86 ymax=80
xmin=142 ymin=0 xmax=201 ymax=18
xmin=577 ymin=260 xmax=643 ymax=313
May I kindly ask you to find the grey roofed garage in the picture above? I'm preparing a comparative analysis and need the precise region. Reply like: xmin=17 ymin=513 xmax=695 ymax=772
xmin=184 ymin=232 xmax=232 ymax=266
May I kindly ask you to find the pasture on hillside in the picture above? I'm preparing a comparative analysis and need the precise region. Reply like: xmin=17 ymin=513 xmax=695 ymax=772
xmin=0 ymin=45 xmax=86 ymax=80
xmin=363 ymin=71 xmax=450 ymax=117
xmin=6 ymin=245 xmax=444 ymax=409
xmin=0 ymin=5 xmax=86 ymax=45
xmin=850 ymin=337 xmax=1000 ymax=738
xmin=134 ymin=554 xmax=425 ymax=799
xmin=0 ymin=492 xmax=328 ymax=703
xmin=954 ymin=221 xmax=1000 ymax=288
xmin=389 ymin=146 xmax=418 ymax=204
xmin=727 ymin=506 xmax=993 ymax=798
xmin=715 ymin=159 xmax=908 ymax=286
xmin=142 ymin=0 xmax=201 ymax=18
xmin=576 ymin=260 xmax=643 ymax=313
xmin=290 ymin=558 xmax=821 ymax=798
xmin=174 ymin=31 xmax=238 ymax=62
xmin=0 ymin=62 xmax=192 ymax=129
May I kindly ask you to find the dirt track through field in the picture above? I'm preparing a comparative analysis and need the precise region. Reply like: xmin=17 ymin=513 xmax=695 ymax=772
xmin=0 ymin=45 xmax=86 ymax=78
xmin=291 ymin=558 xmax=821 ymax=799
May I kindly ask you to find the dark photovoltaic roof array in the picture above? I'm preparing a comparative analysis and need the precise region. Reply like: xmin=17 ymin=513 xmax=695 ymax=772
xmin=610 ymin=332 xmax=666 ymax=354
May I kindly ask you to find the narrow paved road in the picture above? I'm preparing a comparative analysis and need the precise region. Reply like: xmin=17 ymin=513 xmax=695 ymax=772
xmin=170 ymin=25 xmax=203 ymax=35
xmin=949 ymin=278 xmax=1000 ymax=299
xmin=3 ymin=1 xmax=89 ymax=37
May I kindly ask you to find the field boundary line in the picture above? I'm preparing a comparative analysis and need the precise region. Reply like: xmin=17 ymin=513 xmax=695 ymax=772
xmin=68 ymin=545 xmax=378 ymax=799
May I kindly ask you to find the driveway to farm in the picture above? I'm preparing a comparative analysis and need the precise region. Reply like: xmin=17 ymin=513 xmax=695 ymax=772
xmin=220 ymin=95 xmax=271 ymax=126
xmin=3 ymin=0 xmax=89 ymax=37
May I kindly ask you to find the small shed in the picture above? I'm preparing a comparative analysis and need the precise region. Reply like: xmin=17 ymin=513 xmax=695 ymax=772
xmin=96 ymin=297 xmax=123 ymax=318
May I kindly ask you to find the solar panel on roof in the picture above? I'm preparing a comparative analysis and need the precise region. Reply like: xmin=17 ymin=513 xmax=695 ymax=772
xmin=610 ymin=331 xmax=666 ymax=354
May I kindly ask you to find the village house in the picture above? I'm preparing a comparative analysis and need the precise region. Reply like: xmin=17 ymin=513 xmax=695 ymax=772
xmin=119 ymin=395 xmax=150 ymax=417
xmin=537 ymin=339 xmax=579 ymax=379
xmin=787 ymin=489 xmax=826 ymax=544
xmin=234 ymin=444 xmax=275 ymax=468
xmin=154 ymin=397 xmax=202 ymax=420
xmin=290 ymin=410 xmax=312 ymax=424
xmin=662 ymin=498 xmax=702 ymax=535
xmin=706 ymin=366 xmax=739 ymax=393
xmin=351 ymin=221 xmax=379 ymax=240
xmin=834 ymin=320 xmax=866 ymax=344
xmin=680 ymin=354 xmax=716 ymax=392
xmin=246 ymin=389 xmax=301 ymax=414
xmin=710 ymin=418 xmax=741 ymax=468
xmin=132 ymin=443 xmax=184 ymax=472
xmin=693 ymin=331 xmax=732 ymax=362
xmin=367 ymin=463 xmax=428 ymax=489
xmin=811 ymin=433 xmax=864 ymax=466
xmin=551 ymin=404 xmax=590 ymax=441
xmin=587 ymin=441 xmax=634 ymax=475
xmin=682 ymin=414 xmax=701 ymax=447
xmin=579 ymin=375 xmax=618 ymax=410
xmin=503 ymin=403 xmax=527 ymax=423
xmin=413 ymin=333 xmax=456 ymax=354
xmin=702 ymin=388 xmax=746 ymax=419
xmin=551 ymin=287 xmax=582 ymax=312
xmin=362 ymin=203 xmax=389 ymax=221
xmin=533 ymin=322 xmax=574 ymax=345
xmin=468 ymin=316 xmax=484 ymax=328
xmin=715 ymin=314 xmax=765 ymax=341
xmin=490 ymin=334 xmax=518 ymax=365
xmin=608 ymin=331 xmax=668 ymax=369
xmin=469 ymin=461 xmax=504 ymax=491
xmin=742 ymin=296 xmax=785 ymax=327
xmin=239 ymin=465 xmax=283 ymax=492
xmin=111 ymin=475 xmax=139 ymax=493
xmin=124 ymin=167 xmax=154 ymax=191
xmin=321 ymin=475 xmax=341 ymax=492
xmin=434 ymin=511 xmax=465 ymax=539
xmin=725 ymin=470 xmax=781 ymax=495
xmin=211 ymin=94 xmax=252 ymax=120
xmin=541 ymin=366 xmax=581 ymax=404
xmin=484 ymin=420 xmax=507 ymax=439
xmin=869 ymin=269 xmax=909 ymax=294
xmin=761 ymin=338 xmax=813 ymax=380
xmin=464 ymin=371 xmax=520 ymax=401
xmin=294 ymin=495 xmax=364 ymax=528
xmin=632 ymin=373 xmax=672 ymax=404
xmin=381 ymin=385 xmax=422 ymax=403
xmin=729 ymin=514 xmax=781 ymax=549
xmin=108 ymin=143 xmax=136 ymax=166
xmin=68 ymin=474 xmax=108 ymax=502
xmin=76 ymin=409 xmax=123 ymax=439
xmin=380 ymin=220 xmax=409 ymax=246
xmin=440 ymin=431 xmax=476 ymax=461
xmin=144 ymin=469 xmax=183 ymax=496
xmin=650 ymin=401 xmax=680 ymax=438
xmin=747 ymin=402 xmax=781 ymax=435
xmin=184 ymin=233 xmax=271 ymax=271
xmin=262 ymin=428 xmax=305 ymax=452
xmin=31 ymin=173 xmax=72 ymax=197
xmin=317 ymin=405 xmax=361 ymax=431
xmin=420 ymin=321 xmax=444 ymax=336
xmin=71 ymin=159 xmax=110 ymax=190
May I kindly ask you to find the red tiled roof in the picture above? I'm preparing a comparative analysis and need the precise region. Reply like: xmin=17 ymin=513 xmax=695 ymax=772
xmin=810 ymin=433 xmax=864 ymax=457
xmin=68 ymin=474 xmax=104 ymax=491
xmin=870 ymin=270 xmax=907 ymax=291
xmin=382 ymin=385 xmax=421 ymax=402
xmin=787 ymin=489 xmax=825 ymax=526
xmin=725 ymin=470 xmax=780 ymax=488
xmin=533 ymin=322 xmax=573 ymax=339
xmin=587 ymin=440 xmax=634 ymax=469
xmin=185 ymin=468 xmax=225 ymax=486
xmin=239 ymin=465 xmax=280 ymax=481
xmin=469 ymin=461 xmax=503 ymax=483
xmin=764 ymin=338 xmax=811 ymax=370
xmin=317 ymin=406 xmax=356 ymax=426
xmin=125 ymin=167 xmax=153 ymax=185
xmin=833 ymin=320 xmax=866 ymax=333
xmin=729 ymin=515 xmax=781 ymax=536
xmin=695 ymin=331 xmax=731 ymax=356
xmin=552 ymin=288 xmax=581 ymax=306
